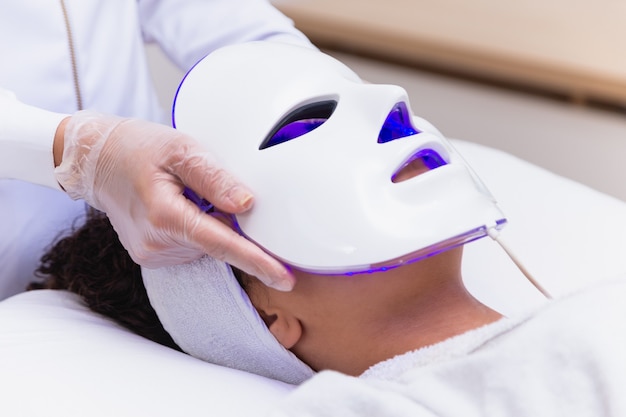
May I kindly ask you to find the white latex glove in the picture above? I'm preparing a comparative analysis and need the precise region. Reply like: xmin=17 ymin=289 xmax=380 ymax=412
xmin=54 ymin=110 xmax=294 ymax=291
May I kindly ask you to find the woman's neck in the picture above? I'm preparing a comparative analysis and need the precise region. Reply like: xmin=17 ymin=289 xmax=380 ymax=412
xmin=299 ymin=255 xmax=502 ymax=376
xmin=368 ymin=278 xmax=502 ymax=370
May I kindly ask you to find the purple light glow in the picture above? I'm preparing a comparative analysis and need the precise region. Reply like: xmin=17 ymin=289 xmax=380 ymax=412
xmin=378 ymin=102 xmax=420 ymax=143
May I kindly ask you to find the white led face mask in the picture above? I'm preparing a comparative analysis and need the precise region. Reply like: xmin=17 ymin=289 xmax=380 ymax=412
xmin=173 ymin=41 xmax=507 ymax=275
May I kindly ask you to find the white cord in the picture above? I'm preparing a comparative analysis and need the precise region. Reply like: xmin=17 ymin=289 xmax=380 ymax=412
xmin=487 ymin=228 xmax=553 ymax=299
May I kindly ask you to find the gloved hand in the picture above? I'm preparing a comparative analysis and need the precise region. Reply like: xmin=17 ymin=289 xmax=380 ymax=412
xmin=54 ymin=110 xmax=294 ymax=291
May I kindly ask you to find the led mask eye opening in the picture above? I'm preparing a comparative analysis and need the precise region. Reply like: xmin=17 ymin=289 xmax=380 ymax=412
xmin=378 ymin=102 xmax=420 ymax=144
xmin=260 ymin=99 xmax=338 ymax=149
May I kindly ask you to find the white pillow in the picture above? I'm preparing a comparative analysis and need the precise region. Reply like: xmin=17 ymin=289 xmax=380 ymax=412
xmin=454 ymin=140 xmax=626 ymax=315
xmin=0 ymin=290 xmax=294 ymax=417
xmin=1 ymin=140 xmax=625 ymax=416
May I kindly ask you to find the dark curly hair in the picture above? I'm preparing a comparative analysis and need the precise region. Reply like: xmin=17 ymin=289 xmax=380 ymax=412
xmin=30 ymin=209 xmax=181 ymax=351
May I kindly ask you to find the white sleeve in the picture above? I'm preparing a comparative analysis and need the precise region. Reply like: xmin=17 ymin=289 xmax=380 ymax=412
xmin=0 ymin=88 xmax=68 ymax=190
xmin=137 ymin=0 xmax=315 ymax=71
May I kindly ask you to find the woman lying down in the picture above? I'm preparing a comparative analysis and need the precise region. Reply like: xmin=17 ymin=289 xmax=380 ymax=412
xmin=32 ymin=42 xmax=626 ymax=416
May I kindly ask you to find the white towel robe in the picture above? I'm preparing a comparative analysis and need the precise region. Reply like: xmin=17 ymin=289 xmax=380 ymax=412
xmin=269 ymin=278 xmax=626 ymax=417
xmin=0 ymin=0 xmax=311 ymax=299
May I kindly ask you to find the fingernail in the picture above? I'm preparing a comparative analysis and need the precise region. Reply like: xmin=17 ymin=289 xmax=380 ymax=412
xmin=239 ymin=193 xmax=253 ymax=209
xmin=231 ymin=187 xmax=253 ymax=210
xmin=270 ymin=278 xmax=294 ymax=292
xmin=265 ymin=267 xmax=295 ymax=292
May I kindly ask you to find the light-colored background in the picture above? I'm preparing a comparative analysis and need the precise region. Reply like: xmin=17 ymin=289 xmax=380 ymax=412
xmin=271 ymin=0 xmax=626 ymax=105
xmin=145 ymin=44 xmax=626 ymax=202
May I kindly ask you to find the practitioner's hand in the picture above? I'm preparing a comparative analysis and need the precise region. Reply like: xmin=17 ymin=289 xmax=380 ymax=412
xmin=53 ymin=110 xmax=294 ymax=291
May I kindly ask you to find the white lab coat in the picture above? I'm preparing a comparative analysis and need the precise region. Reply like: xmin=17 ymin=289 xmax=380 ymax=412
xmin=0 ymin=0 xmax=312 ymax=298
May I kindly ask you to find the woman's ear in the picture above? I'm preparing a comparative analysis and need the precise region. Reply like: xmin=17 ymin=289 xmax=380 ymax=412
xmin=256 ymin=307 xmax=302 ymax=349
xmin=246 ymin=281 xmax=303 ymax=349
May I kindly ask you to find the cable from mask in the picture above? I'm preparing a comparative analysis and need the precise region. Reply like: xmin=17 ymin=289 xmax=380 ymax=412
xmin=487 ymin=227 xmax=553 ymax=299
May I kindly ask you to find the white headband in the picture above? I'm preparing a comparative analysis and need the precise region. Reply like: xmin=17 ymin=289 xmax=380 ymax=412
xmin=141 ymin=256 xmax=314 ymax=385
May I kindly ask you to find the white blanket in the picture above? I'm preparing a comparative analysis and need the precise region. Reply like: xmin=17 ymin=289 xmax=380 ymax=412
xmin=269 ymin=278 xmax=626 ymax=416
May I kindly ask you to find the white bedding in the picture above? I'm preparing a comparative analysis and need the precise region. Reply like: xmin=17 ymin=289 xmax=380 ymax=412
xmin=269 ymin=279 xmax=626 ymax=416
xmin=1 ymin=139 xmax=626 ymax=416
xmin=0 ymin=290 xmax=292 ymax=417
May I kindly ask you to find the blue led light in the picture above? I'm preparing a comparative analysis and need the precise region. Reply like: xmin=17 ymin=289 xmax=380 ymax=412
xmin=378 ymin=102 xmax=420 ymax=143
xmin=265 ymin=119 xmax=326 ymax=148
xmin=420 ymin=150 xmax=447 ymax=170
xmin=331 ymin=221 xmax=507 ymax=278
xmin=391 ymin=148 xmax=448 ymax=183
xmin=260 ymin=100 xmax=337 ymax=150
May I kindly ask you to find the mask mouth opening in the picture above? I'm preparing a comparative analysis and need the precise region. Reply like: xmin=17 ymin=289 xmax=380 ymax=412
xmin=391 ymin=149 xmax=447 ymax=183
